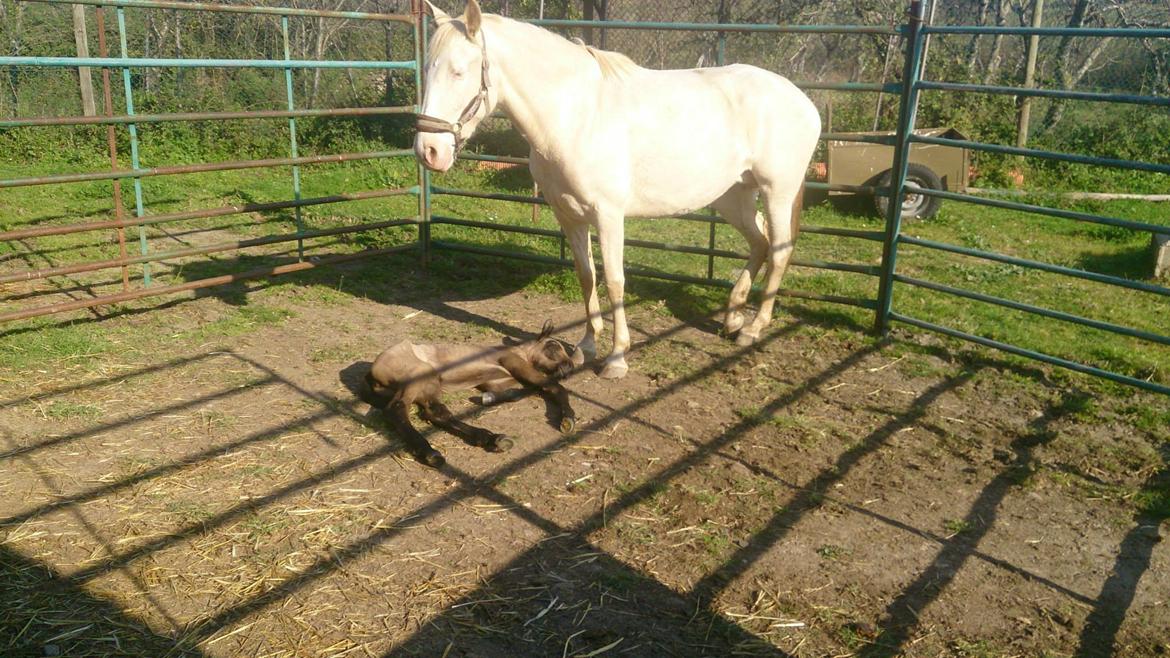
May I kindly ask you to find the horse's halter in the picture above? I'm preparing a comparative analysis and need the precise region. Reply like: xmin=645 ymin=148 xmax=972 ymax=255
xmin=415 ymin=30 xmax=491 ymax=154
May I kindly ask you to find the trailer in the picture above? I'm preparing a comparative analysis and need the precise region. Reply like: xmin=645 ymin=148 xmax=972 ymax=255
xmin=827 ymin=127 xmax=970 ymax=220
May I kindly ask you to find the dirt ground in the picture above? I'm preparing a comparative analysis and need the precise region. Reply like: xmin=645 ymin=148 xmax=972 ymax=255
xmin=1 ymin=260 xmax=1168 ymax=657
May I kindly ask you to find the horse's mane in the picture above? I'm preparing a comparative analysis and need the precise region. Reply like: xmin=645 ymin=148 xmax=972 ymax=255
xmin=576 ymin=42 xmax=640 ymax=81
xmin=434 ymin=14 xmax=641 ymax=82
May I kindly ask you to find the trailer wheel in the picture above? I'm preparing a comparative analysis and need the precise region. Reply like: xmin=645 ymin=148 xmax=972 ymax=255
xmin=875 ymin=163 xmax=943 ymax=220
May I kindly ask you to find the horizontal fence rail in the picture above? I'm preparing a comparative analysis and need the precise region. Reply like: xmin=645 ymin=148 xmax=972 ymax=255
xmin=874 ymin=0 xmax=1170 ymax=396
xmin=3 ymin=0 xmax=1167 ymax=398
xmin=0 ymin=151 xmax=414 ymax=189
xmin=0 ymin=55 xmax=416 ymax=70
xmin=0 ymin=107 xmax=416 ymax=129
xmin=22 ymin=0 xmax=413 ymax=22
xmin=0 ymin=0 xmax=426 ymax=323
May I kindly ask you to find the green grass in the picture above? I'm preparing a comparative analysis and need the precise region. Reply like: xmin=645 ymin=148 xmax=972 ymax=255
xmin=44 ymin=400 xmax=102 ymax=419
xmin=3 ymin=150 xmax=1170 ymax=398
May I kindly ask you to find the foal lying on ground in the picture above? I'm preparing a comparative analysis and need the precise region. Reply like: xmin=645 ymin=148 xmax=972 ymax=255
xmin=366 ymin=321 xmax=577 ymax=467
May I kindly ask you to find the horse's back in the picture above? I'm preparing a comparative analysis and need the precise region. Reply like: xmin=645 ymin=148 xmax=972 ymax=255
xmin=598 ymin=63 xmax=818 ymax=215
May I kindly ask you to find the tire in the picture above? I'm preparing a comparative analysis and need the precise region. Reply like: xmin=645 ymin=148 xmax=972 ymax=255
xmin=874 ymin=163 xmax=943 ymax=220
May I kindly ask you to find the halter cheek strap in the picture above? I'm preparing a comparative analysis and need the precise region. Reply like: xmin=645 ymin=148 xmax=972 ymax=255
xmin=415 ymin=32 xmax=491 ymax=153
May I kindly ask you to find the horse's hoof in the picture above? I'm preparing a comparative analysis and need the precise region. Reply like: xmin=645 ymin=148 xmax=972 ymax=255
xmin=600 ymin=359 xmax=628 ymax=380
xmin=422 ymin=450 xmax=446 ymax=468
xmin=724 ymin=312 xmax=745 ymax=335
xmin=560 ymin=416 xmax=576 ymax=434
xmin=479 ymin=391 xmax=497 ymax=406
xmin=735 ymin=331 xmax=759 ymax=347
xmin=489 ymin=436 xmax=515 ymax=453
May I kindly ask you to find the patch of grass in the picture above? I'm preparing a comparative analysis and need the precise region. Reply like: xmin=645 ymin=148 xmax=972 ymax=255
xmin=1133 ymin=488 xmax=1170 ymax=520
xmin=699 ymin=529 xmax=731 ymax=557
xmin=614 ymin=521 xmax=656 ymax=546
xmin=950 ymin=638 xmax=1001 ymax=658
xmin=178 ymin=305 xmax=294 ymax=340
xmin=308 ymin=345 xmax=361 ymax=363
xmin=44 ymin=400 xmax=102 ymax=419
xmin=243 ymin=512 xmax=288 ymax=539
xmin=1123 ymin=402 xmax=1170 ymax=440
xmin=684 ymin=486 xmax=718 ymax=506
xmin=943 ymin=518 xmax=974 ymax=537
xmin=816 ymin=544 xmax=852 ymax=561
xmin=525 ymin=269 xmax=582 ymax=302
xmin=165 ymin=500 xmax=215 ymax=525
xmin=0 ymin=322 xmax=111 ymax=371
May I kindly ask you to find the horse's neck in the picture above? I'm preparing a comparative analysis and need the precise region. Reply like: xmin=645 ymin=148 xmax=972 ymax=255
xmin=485 ymin=17 xmax=600 ymax=157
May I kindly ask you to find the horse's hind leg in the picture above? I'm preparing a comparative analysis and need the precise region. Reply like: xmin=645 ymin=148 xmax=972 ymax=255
xmin=595 ymin=210 xmax=630 ymax=379
xmin=738 ymin=185 xmax=802 ymax=346
xmin=419 ymin=399 xmax=514 ymax=453
xmin=711 ymin=185 xmax=766 ymax=336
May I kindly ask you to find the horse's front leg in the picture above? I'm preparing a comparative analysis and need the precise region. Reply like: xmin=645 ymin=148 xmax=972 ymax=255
xmin=596 ymin=213 xmax=629 ymax=379
xmin=561 ymin=220 xmax=603 ymax=367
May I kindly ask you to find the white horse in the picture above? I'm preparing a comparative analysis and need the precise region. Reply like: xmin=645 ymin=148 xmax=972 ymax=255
xmin=414 ymin=0 xmax=821 ymax=379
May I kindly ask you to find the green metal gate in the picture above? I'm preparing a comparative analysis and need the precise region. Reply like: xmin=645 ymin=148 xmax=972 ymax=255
xmin=2 ymin=0 xmax=1168 ymax=396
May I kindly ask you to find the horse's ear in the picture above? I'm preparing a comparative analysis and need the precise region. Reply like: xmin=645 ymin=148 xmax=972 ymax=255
xmin=539 ymin=320 xmax=555 ymax=340
xmin=424 ymin=1 xmax=452 ymax=25
xmin=463 ymin=0 xmax=482 ymax=39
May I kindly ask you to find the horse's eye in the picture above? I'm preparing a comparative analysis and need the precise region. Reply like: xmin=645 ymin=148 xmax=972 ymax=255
xmin=452 ymin=69 xmax=466 ymax=80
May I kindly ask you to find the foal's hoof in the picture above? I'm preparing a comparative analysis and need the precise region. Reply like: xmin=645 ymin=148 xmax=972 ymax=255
xmin=559 ymin=416 xmax=577 ymax=434
xmin=488 ymin=436 xmax=515 ymax=453
xmin=421 ymin=450 xmax=446 ymax=468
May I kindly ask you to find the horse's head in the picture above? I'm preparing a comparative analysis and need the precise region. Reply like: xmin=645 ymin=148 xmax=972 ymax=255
xmin=415 ymin=0 xmax=495 ymax=173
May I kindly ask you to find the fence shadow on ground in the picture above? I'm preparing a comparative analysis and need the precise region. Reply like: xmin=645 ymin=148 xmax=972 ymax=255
xmin=1 ymin=294 xmax=1162 ymax=655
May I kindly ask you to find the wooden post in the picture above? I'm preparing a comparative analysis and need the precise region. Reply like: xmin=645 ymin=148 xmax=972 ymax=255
xmin=72 ymin=3 xmax=97 ymax=116
xmin=582 ymin=0 xmax=594 ymax=45
xmin=1016 ymin=0 xmax=1044 ymax=148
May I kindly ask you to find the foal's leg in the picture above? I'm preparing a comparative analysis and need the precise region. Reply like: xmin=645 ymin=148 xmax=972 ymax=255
xmin=418 ymin=399 xmax=514 ymax=453
xmin=712 ymin=185 xmax=766 ymax=335
xmin=383 ymin=384 xmax=445 ymax=467
xmin=561 ymin=219 xmax=604 ymax=367
xmin=738 ymin=186 xmax=801 ymax=346
xmin=476 ymin=378 xmax=525 ymax=406
xmin=595 ymin=211 xmax=629 ymax=379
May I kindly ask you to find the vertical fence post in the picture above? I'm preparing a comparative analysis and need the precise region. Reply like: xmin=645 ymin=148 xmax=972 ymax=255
xmin=116 ymin=6 xmax=151 ymax=285
xmin=874 ymin=0 xmax=927 ymax=335
xmin=413 ymin=0 xmax=432 ymax=267
xmin=281 ymin=15 xmax=306 ymax=260
xmin=707 ymin=0 xmax=728 ymax=282
xmin=94 ymin=6 xmax=131 ymax=291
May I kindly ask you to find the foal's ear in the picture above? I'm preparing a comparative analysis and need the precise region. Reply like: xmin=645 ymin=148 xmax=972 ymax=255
xmin=538 ymin=319 xmax=555 ymax=340
xmin=424 ymin=1 xmax=452 ymax=24
xmin=463 ymin=0 xmax=482 ymax=39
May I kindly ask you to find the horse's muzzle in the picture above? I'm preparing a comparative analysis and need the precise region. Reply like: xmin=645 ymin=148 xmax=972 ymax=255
xmin=414 ymin=134 xmax=455 ymax=173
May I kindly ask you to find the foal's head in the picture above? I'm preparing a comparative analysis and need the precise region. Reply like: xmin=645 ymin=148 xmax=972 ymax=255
xmin=528 ymin=320 xmax=574 ymax=378
xmin=415 ymin=0 xmax=497 ymax=172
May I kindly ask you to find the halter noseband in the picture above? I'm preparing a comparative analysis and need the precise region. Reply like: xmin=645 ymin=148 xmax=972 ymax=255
xmin=415 ymin=31 xmax=491 ymax=153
